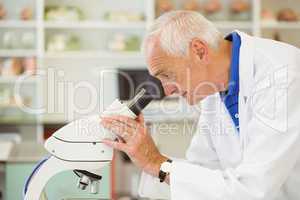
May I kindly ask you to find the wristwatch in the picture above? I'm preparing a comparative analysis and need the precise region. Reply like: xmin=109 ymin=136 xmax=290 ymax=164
xmin=159 ymin=159 xmax=172 ymax=182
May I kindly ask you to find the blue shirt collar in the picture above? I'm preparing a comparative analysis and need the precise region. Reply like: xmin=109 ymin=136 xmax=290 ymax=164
xmin=224 ymin=32 xmax=241 ymax=96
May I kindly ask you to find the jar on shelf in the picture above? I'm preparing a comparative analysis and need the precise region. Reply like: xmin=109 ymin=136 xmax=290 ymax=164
xmin=156 ymin=0 xmax=174 ymax=17
xmin=0 ymin=3 xmax=6 ymax=20
xmin=46 ymin=34 xmax=81 ymax=52
xmin=1 ymin=58 xmax=23 ymax=77
xmin=183 ymin=0 xmax=201 ymax=12
xmin=107 ymin=34 xmax=126 ymax=52
xmin=20 ymin=7 xmax=33 ymax=21
xmin=23 ymin=57 xmax=36 ymax=75
xmin=277 ymin=8 xmax=298 ymax=22
xmin=0 ymin=88 xmax=11 ymax=106
xmin=2 ymin=31 xmax=19 ymax=49
xmin=20 ymin=32 xmax=35 ymax=49
xmin=261 ymin=8 xmax=276 ymax=23
xmin=45 ymin=5 xmax=85 ymax=22
xmin=103 ymin=11 xmax=145 ymax=22
xmin=107 ymin=34 xmax=141 ymax=52
xmin=202 ymin=0 xmax=225 ymax=21
xmin=229 ymin=0 xmax=251 ymax=21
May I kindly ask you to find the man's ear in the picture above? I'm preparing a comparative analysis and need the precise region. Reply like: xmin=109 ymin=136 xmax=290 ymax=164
xmin=190 ymin=38 xmax=208 ymax=62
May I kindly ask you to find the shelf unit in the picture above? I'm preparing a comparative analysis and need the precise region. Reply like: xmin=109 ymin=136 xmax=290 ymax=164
xmin=0 ymin=0 xmax=299 ymax=142
xmin=0 ymin=0 xmax=298 ymax=58
xmin=0 ymin=2 xmax=297 ymax=50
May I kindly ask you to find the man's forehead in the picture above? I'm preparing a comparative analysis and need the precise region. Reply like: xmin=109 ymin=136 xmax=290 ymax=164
xmin=146 ymin=38 xmax=171 ymax=74
xmin=146 ymin=37 xmax=166 ymax=58
xmin=147 ymin=53 xmax=170 ymax=76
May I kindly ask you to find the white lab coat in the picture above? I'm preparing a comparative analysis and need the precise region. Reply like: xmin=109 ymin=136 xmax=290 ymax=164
xmin=138 ymin=30 xmax=300 ymax=200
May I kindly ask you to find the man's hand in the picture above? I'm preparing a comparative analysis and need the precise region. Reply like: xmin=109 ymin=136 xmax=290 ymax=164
xmin=101 ymin=114 xmax=168 ymax=177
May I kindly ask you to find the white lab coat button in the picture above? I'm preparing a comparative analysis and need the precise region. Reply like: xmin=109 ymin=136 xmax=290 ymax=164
xmin=235 ymin=113 xmax=239 ymax=118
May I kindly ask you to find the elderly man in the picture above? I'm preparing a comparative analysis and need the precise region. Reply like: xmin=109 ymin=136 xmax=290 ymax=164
xmin=101 ymin=11 xmax=300 ymax=200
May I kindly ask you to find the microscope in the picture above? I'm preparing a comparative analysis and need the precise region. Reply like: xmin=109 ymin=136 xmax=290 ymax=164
xmin=23 ymin=79 xmax=163 ymax=200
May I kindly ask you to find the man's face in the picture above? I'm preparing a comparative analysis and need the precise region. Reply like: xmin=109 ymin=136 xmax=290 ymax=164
xmin=147 ymin=40 xmax=217 ymax=105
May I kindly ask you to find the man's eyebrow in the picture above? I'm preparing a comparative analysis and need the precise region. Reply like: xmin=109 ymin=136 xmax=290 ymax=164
xmin=152 ymin=69 xmax=163 ymax=77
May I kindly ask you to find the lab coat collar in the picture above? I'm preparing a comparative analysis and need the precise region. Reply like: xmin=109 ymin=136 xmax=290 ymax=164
xmin=234 ymin=30 xmax=255 ymax=99
xmin=234 ymin=30 xmax=255 ymax=146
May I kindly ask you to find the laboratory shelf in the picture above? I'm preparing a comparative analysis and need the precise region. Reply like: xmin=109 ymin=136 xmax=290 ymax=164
xmin=44 ymin=21 xmax=146 ymax=29
xmin=0 ymin=20 xmax=37 ymax=28
xmin=261 ymin=21 xmax=300 ymax=29
xmin=0 ymin=49 xmax=37 ymax=57
xmin=0 ymin=76 xmax=38 ymax=84
xmin=44 ymin=51 xmax=144 ymax=59
xmin=214 ymin=21 xmax=253 ymax=29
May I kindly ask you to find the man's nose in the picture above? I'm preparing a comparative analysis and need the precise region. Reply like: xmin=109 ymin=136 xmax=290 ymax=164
xmin=163 ymin=83 xmax=179 ymax=96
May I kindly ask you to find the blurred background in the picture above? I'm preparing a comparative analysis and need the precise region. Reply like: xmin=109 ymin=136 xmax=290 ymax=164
xmin=0 ymin=0 xmax=299 ymax=200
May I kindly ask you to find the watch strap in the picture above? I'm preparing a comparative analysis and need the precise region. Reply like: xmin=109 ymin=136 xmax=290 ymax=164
xmin=159 ymin=159 xmax=172 ymax=183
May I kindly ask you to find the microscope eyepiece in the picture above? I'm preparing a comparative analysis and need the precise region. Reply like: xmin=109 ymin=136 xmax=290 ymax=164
xmin=127 ymin=76 xmax=165 ymax=116
xmin=127 ymin=88 xmax=152 ymax=116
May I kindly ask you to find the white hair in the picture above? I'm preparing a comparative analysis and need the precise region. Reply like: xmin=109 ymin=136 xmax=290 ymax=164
xmin=142 ymin=10 xmax=223 ymax=57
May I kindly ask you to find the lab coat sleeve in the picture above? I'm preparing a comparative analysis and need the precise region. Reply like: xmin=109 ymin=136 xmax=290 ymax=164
xmin=138 ymin=170 xmax=171 ymax=199
xmin=139 ymin=157 xmax=188 ymax=199
xmin=138 ymin=101 xmax=222 ymax=199
xmin=169 ymin=65 xmax=300 ymax=200
xmin=185 ymin=101 xmax=222 ymax=170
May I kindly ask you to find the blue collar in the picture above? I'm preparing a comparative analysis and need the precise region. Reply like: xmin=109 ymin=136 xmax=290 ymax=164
xmin=220 ymin=32 xmax=241 ymax=133
xmin=224 ymin=32 xmax=241 ymax=96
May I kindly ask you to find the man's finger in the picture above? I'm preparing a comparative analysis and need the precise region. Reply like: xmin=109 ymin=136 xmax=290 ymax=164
xmin=102 ymin=118 xmax=141 ymax=136
xmin=102 ymin=139 xmax=127 ymax=152
xmin=136 ymin=114 xmax=145 ymax=123
xmin=102 ymin=120 xmax=137 ymax=141
xmin=102 ymin=116 xmax=137 ymax=128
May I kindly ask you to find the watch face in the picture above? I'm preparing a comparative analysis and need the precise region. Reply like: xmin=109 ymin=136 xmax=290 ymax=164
xmin=161 ymin=161 xmax=172 ymax=173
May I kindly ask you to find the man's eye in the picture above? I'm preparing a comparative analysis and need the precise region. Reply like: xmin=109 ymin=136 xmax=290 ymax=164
xmin=161 ymin=74 xmax=169 ymax=78
xmin=160 ymin=74 xmax=169 ymax=79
